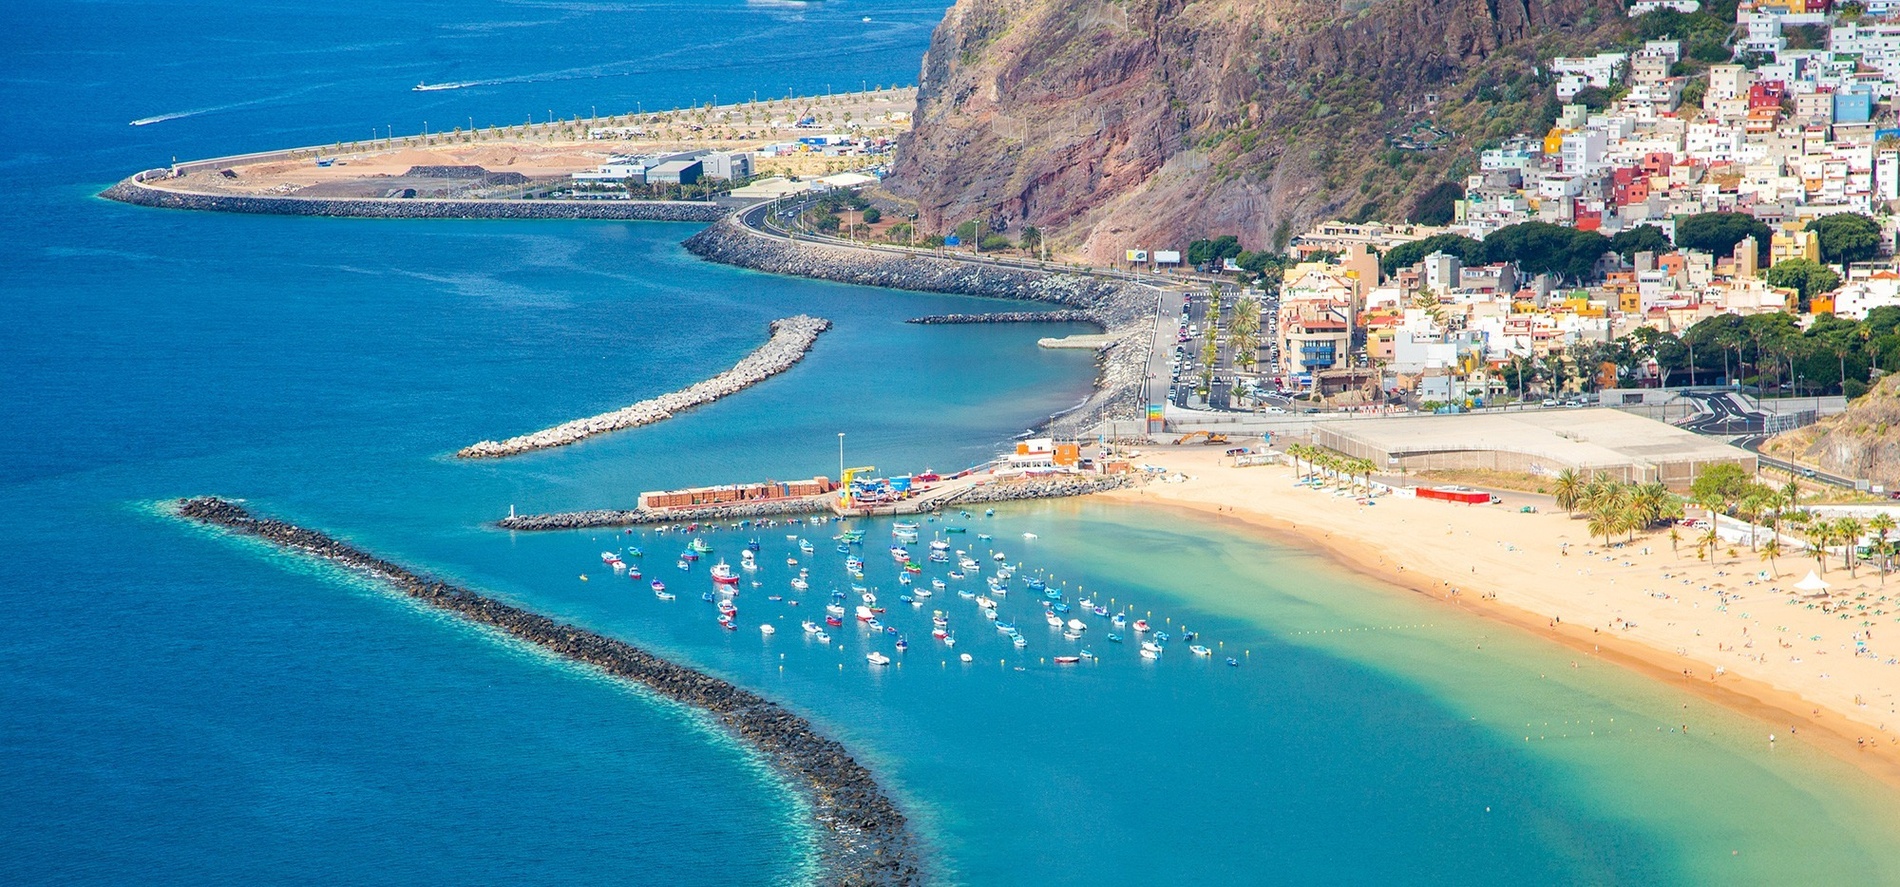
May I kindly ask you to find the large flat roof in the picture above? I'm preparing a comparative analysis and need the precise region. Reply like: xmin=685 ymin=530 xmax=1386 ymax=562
xmin=1326 ymin=408 xmax=1749 ymax=471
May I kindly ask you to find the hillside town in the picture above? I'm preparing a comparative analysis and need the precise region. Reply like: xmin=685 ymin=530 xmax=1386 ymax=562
xmin=1179 ymin=0 xmax=1900 ymax=412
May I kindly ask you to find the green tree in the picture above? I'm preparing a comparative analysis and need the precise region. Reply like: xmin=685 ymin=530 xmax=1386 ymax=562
xmin=1609 ymin=224 xmax=1673 ymax=261
xmin=1379 ymin=233 xmax=1484 ymax=276
xmin=1481 ymin=221 xmax=1612 ymax=282
xmin=1019 ymin=226 xmax=1042 ymax=253
xmin=860 ymin=207 xmax=881 ymax=224
xmin=1675 ymin=212 xmax=1772 ymax=263
xmin=1763 ymin=259 xmax=1841 ymax=309
xmin=1408 ymin=181 xmax=1464 ymax=225
xmin=1807 ymin=213 xmax=1884 ymax=265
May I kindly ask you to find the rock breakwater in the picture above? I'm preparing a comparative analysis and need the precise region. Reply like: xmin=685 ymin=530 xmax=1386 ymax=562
xmin=174 ymin=496 xmax=921 ymax=885
xmin=100 ymin=176 xmax=729 ymax=222
xmin=905 ymin=311 xmax=1100 ymax=325
xmin=459 ymin=315 xmax=831 ymax=459
xmin=940 ymin=475 xmax=1132 ymax=506
xmin=497 ymin=495 xmax=834 ymax=531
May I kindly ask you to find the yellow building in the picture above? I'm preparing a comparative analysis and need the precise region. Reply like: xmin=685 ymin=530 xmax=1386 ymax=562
xmin=1543 ymin=128 xmax=1570 ymax=156
xmin=1770 ymin=226 xmax=1820 ymax=266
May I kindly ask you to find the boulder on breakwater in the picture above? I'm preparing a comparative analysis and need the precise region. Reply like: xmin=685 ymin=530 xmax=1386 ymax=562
xmin=173 ymin=496 xmax=921 ymax=885
xmin=459 ymin=315 xmax=831 ymax=459
xmin=99 ymin=176 xmax=729 ymax=222
xmin=497 ymin=494 xmax=833 ymax=531
xmin=905 ymin=311 xmax=1100 ymax=325
xmin=940 ymin=474 xmax=1132 ymax=506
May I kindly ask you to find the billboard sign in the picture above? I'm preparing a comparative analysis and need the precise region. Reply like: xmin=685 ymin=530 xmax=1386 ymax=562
xmin=1125 ymin=249 xmax=1148 ymax=263
xmin=1154 ymin=250 xmax=1182 ymax=265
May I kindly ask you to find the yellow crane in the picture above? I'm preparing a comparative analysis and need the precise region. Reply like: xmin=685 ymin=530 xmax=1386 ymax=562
xmin=838 ymin=465 xmax=877 ymax=509
xmin=1173 ymin=431 xmax=1230 ymax=446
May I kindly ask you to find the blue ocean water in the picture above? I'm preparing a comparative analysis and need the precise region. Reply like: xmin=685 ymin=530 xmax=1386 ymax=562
xmin=6 ymin=1 xmax=1900 ymax=884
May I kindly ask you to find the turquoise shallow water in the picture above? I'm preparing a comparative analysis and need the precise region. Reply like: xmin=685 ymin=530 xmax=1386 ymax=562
xmin=7 ymin=0 xmax=1900 ymax=883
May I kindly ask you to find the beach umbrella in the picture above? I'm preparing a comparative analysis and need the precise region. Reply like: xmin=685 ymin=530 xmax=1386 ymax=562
xmin=1795 ymin=571 xmax=1831 ymax=597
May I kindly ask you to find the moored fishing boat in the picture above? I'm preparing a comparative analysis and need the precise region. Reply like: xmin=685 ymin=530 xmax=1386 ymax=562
xmin=801 ymin=620 xmax=820 ymax=634
xmin=975 ymin=595 xmax=995 ymax=610
xmin=960 ymin=652 xmax=974 ymax=663
xmin=816 ymin=630 xmax=832 ymax=643
xmin=740 ymin=550 xmax=757 ymax=570
xmin=825 ymin=615 xmax=843 ymax=627
xmin=855 ymin=605 xmax=875 ymax=622
xmin=760 ymin=623 xmax=776 ymax=635
xmin=845 ymin=555 xmax=863 ymax=573
xmin=650 ymin=579 xmax=667 ymax=593
xmin=1044 ymin=611 xmax=1063 ymax=628
xmin=1140 ymin=646 xmax=1161 ymax=660
xmin=711 ymin=561 xmax=740 ymax=585
xmin=867 ymin=651 xmax=891 ymax=666
xmin=1132 ymin=619 xmax=1150 ymax=633
xmin=1013 ymin=635 xmax=1027 ymax=648
xmin=601 ymin=551 xmax=623 ymax=566
xmin=628 ymin=566 xmax=643 ymax=580
xmin=1067 ymin=618 xmax=1088 ymax=632
xmin=799 ymin=539 xmax=814 ymax=554
xmin=1190 ymin=645 xmax=1211 ymax=656
xmin=1106 ymin=633 xmax=1123 ymax=643
xmin=718 ymin=613 xmax=736 ymax=630
xmin=996 ymin=621 xmax=1017 ymax=634
xmin=1054 ymin=655 xmax=1081 ymax=664
xmin=691 ymin=537 xmax=712 ymax=554
xmin=1111 ymin=613 xmax=1127 ymax=628
xmin=655 ymin=589 xmax=676 ymax=601
xmin=904 ymin=562 xmax=922 ymax=574
xmin=894 ymin=636 xmax=908 ymax=652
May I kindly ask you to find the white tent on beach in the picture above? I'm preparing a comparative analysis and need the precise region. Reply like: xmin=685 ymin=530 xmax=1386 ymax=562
xmin=1794 ymin=571 xmax=1831 ymax=596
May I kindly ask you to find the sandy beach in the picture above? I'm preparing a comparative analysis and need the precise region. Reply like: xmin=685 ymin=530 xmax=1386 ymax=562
xmin=1106 ymin=445 xmax=1900 ymax=786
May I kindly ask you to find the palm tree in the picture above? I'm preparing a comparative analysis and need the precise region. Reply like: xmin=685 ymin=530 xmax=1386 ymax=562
xmin=1738 ymin=491 xmax=1770 ymax=551
xmin=1701 ymin=526 xmax=1722 ymax=568
xmin=1838 ymin=517 xmax=1865 ymax=578
xmin=1553 ymin=469 xmax=1584 ymax=515
xmin=1781 ymin=478 xmax=1801 ymax=508
xmin=1668 ymin=526 xmax=1681 ymax=559
xmin=1761 ymin=537 xmax=1782 ymax=578
xmin=1871 ymin=513 xmax=1896 ymax=584
xmin=1804 ymin=519 xmax=1833 ymax=574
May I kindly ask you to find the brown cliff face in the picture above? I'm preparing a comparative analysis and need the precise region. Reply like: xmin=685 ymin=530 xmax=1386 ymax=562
xmin=887 ymin=0 xmax=1626 ymax=262
xmin=1765 ymin=376 xmax=1900 ymax=488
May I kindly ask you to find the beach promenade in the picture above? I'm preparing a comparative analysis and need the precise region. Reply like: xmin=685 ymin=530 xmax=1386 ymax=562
xmin=1111 ymin=446 xmax=1900 ymax=783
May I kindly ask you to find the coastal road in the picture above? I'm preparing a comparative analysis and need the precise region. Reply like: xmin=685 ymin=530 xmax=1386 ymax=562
xmin=1731 ymin=434 xmax=1861 ymax=490
xmin=1681 ymin=390 xmax=1765 ymax=435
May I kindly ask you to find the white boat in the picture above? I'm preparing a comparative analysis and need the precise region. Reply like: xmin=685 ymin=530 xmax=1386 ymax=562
xmin=1141 ymin=640 xmax=1163 ymax=654
xmin=983 ymin=608 xmax=998 ymax=621
xmin=960 ymin=652 xmax=974 ymax=662
xmin=760 ymin=624 xmax=777 ymax=636
xmin=931 ymin=578 xmax=947 ymax=591
xmin=958 ymin=557 xmax=979 ymax=570
xmin=1012 ymin=635 xmax=1028 ymax=648
xmin=655 ymin=590 xmax=676 ymax=601
xmin=740 ymin=551 xmax=758 ymax=570
xmin=1190 ymin=645 xmax=1211 ymax=656
xmin=867 ymin=652 xmax=892 ymax=666
xmin=1062 ymin=629 xmax=1083 ymax=640
xmin=1067 ymin=618 xmax=1088 ymax=632
xmin=600 ymin=551 xmax=623 ymax=565
xmin=1044 ymin=611 xmax=1063 ymax=628
xmin=861 ymin=592 xmax=878 ymax=605
xmin=799 ymin=539 xmax=814 ymax=554
xmin=711 ymin=562 xmax=740 ymax=585
xmin=993 ymin=552 xmax=1007 ymax=561
xmin=801 ymin=620 xmax=820 ymax=634
xmin=1022 ymin=532 xmax=1038 ymax=540
xmin=815 ymin=630 xmax=831 ymax=643
xmin=855 ymin=605 xmax=875 ymax=621
xmin=914 ymin=587 xmax=933 ymax=599
xmin=791 ymin=576 xmax=809 ymax=591
xmin=975 ymin=595 xmax=995 ymax=609
xmin=1140 ymin=646 xmax=1162 ymax=660
xmin=890 ymin=546 xmax=911 ymax=561
xmin=929 ymin=539 xmax=950 ymax=551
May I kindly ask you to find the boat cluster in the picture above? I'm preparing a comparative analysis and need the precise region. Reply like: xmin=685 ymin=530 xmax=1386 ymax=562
xmin=589 ymin=509 xmax=1240 ymax=669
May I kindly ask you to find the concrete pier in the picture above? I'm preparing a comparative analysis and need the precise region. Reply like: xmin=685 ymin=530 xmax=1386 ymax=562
xmin=459 ymin=315 xmax=831 ymax=458
xmin=174 ymin=496 xmax=921 ymax=885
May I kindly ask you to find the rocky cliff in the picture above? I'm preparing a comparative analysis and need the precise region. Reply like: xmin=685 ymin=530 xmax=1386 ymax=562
xmin=887 ymin=0 xmax=1627 ymax=262
xmin=1765 ymin=376 xmax=1900 ymax=488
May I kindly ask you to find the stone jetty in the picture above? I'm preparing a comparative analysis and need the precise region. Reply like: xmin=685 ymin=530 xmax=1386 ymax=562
xmin=905 ymin=311 xmax=1099 ymax=325
xmin=459 ymin=315 xmax=832 ymax=459
xmin=938 ymin=474 xmax=1132 ymax=506
xmin=497 ymin=494 xmax=834 ymax=531
xmin=498 ymin=474 xmax=1135 ymax=531
xmin=174 ymin=496 xmax=922 ymax=885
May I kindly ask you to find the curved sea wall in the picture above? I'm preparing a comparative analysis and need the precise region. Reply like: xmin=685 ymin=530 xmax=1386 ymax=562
xmin=497 ymin=494 xmax=834 ymax=531
xmin=685 ymin=219 xmax=1149 ymax=429
xmin=99 ymin=176 xmax=728 ymax=222
xmin=906 ymin=311 xmax=1099 ymax=325
xmin=459 ymin=316 xmax=832 ymax=458
xmin=175 ymin=496 xmax=920 ymax=885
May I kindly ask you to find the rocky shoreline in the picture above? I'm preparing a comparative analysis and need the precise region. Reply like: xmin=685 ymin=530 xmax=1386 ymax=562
xmin=459 ymin=316 xmax=832 ymax=458
xmin=939 ymin=475 xmax=1132 ymax=505
xmin=99 ymin=176 xmax=728 ymax=222
xmin=905 ymin=311 xmax=1099 ymax=325
xmin=174 ymin=496 xmax=921 ymax=885
xmin=683 ymin=218 xmax=1150 ymax=432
